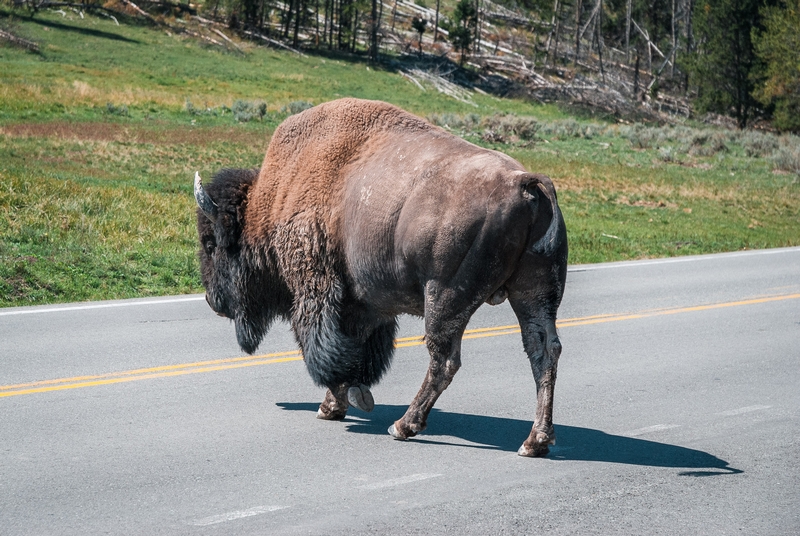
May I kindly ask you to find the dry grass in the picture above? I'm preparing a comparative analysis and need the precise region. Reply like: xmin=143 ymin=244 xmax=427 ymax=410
xmin=0 ymin=121 xmax=269 ymax=147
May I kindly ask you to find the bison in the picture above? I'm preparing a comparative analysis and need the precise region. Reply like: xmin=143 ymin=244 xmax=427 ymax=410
xmin=195 ymin=98 xmax=567 ymax=457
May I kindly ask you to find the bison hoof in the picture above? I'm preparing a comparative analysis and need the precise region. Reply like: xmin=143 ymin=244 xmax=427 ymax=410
xmin=517 ymin=431 xmax=556 ymax=457
xmin=316 ymin=404 xmax=347 ymax=421
xmin=517 ymin=443 xmax=550 ymax=457
xmin=347 ymin=384 xmax=375 ymax=412
xmin=388 ymin=421 xmax=424 ymax=440
xmin=388 ymin=424 xmax=408 ymax=440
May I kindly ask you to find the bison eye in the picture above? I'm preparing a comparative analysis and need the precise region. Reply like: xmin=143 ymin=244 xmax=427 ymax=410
xmin=204 ymin=240 xmax=216 ymax=255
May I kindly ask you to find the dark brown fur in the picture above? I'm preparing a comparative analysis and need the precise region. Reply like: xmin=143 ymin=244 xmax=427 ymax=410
xmin=196 ymin=98 xmax=567 ymax=457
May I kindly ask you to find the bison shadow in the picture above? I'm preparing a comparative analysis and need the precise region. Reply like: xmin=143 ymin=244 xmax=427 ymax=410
xmin=277 ymin=402 xmax=742 ymax=477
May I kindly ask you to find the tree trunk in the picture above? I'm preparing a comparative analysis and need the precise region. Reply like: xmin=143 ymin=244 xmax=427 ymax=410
xmin=336 ymin=0 xmax=341 ymax=49
xmin=595 ymin=0 xmax=605 ymax=83
xmin=434 ymin=0 xmax=440 ymax=42
xmin=474 ymin=0 xmax=482 ymax=56
xmin=316 ymin=0 xmax=321 ymax=47
xmin=293 ymin=0 xmax=302 ymax=48
xmin=545 ymin=0 xmax=559 ymax=66
xmin=369 ymin=0 xmax=378 ymax=61
xmin=625 ymin=0 xmax=632 ymax=64
xmin=351 ymin=9 xmax=358 ymax=52
xmin=283 ymin=0 xmax=293 ymax=39
xmin=574 ymin=0 xmax=583 ymax=65
xmin=670 ymin=0 xmax=676 ymax=77
xmin=551 ymin=0 xmax=564 ymax=66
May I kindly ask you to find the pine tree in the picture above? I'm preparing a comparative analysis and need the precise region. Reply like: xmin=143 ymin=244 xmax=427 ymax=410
xmin=685 ymin=0 xmax=761 ymax=128
xmin=450 ymin=0 xmax=477 ymax=63
xmin=752 ymin=0 xmax=800 ymax=132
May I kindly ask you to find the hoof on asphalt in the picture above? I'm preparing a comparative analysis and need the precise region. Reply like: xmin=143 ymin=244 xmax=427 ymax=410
xmin=347 ymin=384 xmax=375 ymax=412
xmin=517 ymin=443 xmax=550 ymax=457
xmin=388 ymin=424 xmax=407 ymax=440
xmin=316 ymin=407 xmax=346 ymax=421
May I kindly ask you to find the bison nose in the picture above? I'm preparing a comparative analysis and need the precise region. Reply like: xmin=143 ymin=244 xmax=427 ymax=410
xmin=205 ymin=293 xmax=228 ymax=318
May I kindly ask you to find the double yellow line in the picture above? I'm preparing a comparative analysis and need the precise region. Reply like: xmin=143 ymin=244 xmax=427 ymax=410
xmin=2 ymin=293 xmax=798 ymax=399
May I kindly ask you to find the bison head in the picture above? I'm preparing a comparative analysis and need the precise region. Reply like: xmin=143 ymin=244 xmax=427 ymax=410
xmin=195 ymin=168 xmax=275 ymax=354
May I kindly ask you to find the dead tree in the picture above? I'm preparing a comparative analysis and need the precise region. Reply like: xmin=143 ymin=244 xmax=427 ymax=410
xmin=625 ymin=0 xmax=632 ymax=64
xmin=573 ymin=0 xmax=583 ymax=65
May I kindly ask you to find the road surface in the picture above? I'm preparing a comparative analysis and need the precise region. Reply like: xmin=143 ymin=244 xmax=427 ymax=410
xmin=1 ymin=247 xmax=799 ymax=534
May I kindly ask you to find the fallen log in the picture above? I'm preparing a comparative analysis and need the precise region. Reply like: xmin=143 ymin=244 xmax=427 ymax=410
xmin=0 ymin=29 xmax=40 ymax=53
xmin=241 ymin=30 xmax=306 ymax=56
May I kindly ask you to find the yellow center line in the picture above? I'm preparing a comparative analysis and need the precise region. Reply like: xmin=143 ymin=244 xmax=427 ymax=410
xmin=2 ymin=357 xmax=303 ymax=397
xmin=2 ymin=292 xmax=798 ymax=399
xmin=0 ymin=350 xmax=304 ymax=391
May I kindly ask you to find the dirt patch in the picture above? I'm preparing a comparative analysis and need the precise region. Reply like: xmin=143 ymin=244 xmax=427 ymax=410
xmin=0 ymin=121 xmax=270 ymax=148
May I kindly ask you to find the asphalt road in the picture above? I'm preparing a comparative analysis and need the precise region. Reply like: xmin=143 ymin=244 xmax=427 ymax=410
xmin=1 ymin=247 xmax=799 ymax=535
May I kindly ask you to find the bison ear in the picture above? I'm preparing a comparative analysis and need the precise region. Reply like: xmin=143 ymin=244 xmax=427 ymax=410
xmin=218 ymin=175 xmax=254 ymax=248
xmin=234 ymin=182 xmax=252 ymax=226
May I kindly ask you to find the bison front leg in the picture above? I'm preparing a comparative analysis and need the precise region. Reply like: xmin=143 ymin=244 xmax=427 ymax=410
xmin=516 ymin=317 xmax=561 ymax=457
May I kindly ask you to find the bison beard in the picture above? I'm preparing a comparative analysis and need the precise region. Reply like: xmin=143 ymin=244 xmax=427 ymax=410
xmin=195 ymin=98 xmax=567 ymax=457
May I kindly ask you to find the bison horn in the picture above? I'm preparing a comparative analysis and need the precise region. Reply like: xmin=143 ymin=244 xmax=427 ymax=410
xmin=194 ymin=171 xmax=218 ymax=222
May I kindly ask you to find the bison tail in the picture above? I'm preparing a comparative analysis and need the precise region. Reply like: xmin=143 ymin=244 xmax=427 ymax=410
xmin=521 ymin=174 xmax=564 ymax=258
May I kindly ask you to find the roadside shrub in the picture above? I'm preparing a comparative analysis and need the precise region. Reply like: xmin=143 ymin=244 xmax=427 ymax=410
xmin=560 ymin=118 xmax=582 ymax=137
xmin=666 ymin=125 xmax=695 ymax=144
xmin=232 ymin=100 xmax=267 ymax=122
xmin=105 ymin=103 xmax=129 ymax=116
xmin=482 ymin=114 xmax=540 ymax=140
xmin=504 ymin=116 xmax=540 ymax=140
xmin=428 ymin=112 xmax=482 ymax=134
xmin=481 ymin=130 xmax=508 ymax=143
xmin=540 ymin=118 xmax=580 ymax=138
xmin=282 ymin=100 xmax=314 ymax=116
xmin=687 ymin=130 xmax=728 ymax=156
xmin=185 ymin=99 xmax=228 ymax=117
xmin=689 ymin=131 xmax=711 ymax=148
xmin=741 ymin=130 xmax=779 ymax=157
xmin=430 ymin=112 xmax=465 ymax=129
xmin=709 ymin=131 xmax=729 ymax=153
xmin=538 ymin=119 xmax=606 ymax=139
xmin=772 ymin=137 xmax=800 ymax=174
xmin=658 ymin=146 xmax=678 ymax=162
xmin=626 ymin=125 xmax=659 ymax=149
xmin=479 ymin=114 xmax=502 ymax=131
xmin=463 ymin=113 xmax=481 ymax=131
xmin=582 ymin=123 xmax=602 ymax=139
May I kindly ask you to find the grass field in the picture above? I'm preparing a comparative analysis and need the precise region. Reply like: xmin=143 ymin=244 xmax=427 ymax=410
xmin=1 ymin=8 xmax=799 ymax=307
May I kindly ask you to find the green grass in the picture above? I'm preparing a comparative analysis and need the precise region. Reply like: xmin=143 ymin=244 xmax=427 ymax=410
xmin=1 ymin=8 xmax=799 ymax=307
xmin=0 ymin=9 xmax=561 ymax=121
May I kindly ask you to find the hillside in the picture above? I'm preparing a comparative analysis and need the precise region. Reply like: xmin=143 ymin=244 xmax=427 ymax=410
xmin=1 ymin=7 xmax=799 ymax=307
